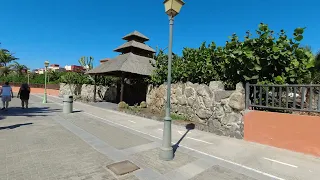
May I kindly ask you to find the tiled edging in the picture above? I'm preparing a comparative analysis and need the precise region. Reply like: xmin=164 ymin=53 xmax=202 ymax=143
xmin=11 ymin=86 xmax=59 ymax=96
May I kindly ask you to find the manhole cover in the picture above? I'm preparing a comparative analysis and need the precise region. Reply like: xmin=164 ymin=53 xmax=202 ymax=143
xmin=106 ymin=160 xmax=140 ymax=176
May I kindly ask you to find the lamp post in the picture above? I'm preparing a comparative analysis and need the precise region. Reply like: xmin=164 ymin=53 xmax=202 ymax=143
xmin=27 ymin=70 xmax=31 ymax=85
xmin=43 ymin=61 xmax=49 ymax=103
xmin=160 ymin=0 xmax=185 ymax=161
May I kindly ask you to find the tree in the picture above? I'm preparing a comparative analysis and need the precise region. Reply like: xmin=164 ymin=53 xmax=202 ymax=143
xmin=150 ymin=49 xmax=183 ymax=85
xmin=310 ymin=50 xmax=320 ymax=84
xmin=10 ymin=61 xmax=27 ymax=76
xmin=220 ymin=24 xmax=314 ymax=86
xmin=78 ymin=56 xmax=95 ymax=82
xmin=0 ymin=66 xmax=11 ymax=77
xmin=150 ymin=23 xmax=315 ymax=88
xmin=78 ymin=56 xmax=94 ymax=71
xmin=313 ymin=51 xmax=320 ymax=70
xmin=0 ymin=49 xmax=18 ymax=67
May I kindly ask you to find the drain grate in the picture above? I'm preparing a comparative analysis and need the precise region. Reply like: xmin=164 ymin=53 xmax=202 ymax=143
xmin=106 ymin=160 xmax=140 ymax=176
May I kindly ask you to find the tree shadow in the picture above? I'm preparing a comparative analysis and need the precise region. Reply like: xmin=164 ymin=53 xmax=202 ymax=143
xmin=172 ymin=123 xmax=196 ymax=154
xmin=0 ymin=123 xmax=33 ymax=130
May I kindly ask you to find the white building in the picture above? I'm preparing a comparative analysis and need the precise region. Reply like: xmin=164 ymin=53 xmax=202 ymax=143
xmin=48 ymin=64 xmax=65 ymax=72
xmin=35 ymin=69 xmax=45 ymax=74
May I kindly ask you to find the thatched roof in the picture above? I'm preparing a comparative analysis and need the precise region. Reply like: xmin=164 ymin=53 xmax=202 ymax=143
xmin=86 ymin=52 xmax=155 ymax=76
xmin=113 ymin=40 xmax=156 ymax=53
xmin=122 ymin=31 xmax=149 ymax=42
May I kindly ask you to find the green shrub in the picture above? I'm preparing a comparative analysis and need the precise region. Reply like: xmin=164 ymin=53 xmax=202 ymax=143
xmin=140 ymin=101 xmax=147 ymax=108
xmin=151 ymin=23 xmax=315 ymax=87
xmin=118 ymin=101 xmax=129 ymax=109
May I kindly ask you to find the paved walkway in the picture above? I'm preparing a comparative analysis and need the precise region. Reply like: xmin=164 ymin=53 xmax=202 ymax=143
xmin=1 ymin=95 xmax=319 ymax=180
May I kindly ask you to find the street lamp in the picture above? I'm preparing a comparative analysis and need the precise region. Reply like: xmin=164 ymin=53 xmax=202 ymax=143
xmin=27 ymin=70 xmax=31 ymax=85
xmin=160 ymin=0 xmax=185 ymax=161
xmin=43 ymin=60 xmax=49 ymax=103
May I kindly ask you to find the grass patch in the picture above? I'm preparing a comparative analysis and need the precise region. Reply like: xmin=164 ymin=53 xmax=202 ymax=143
xmin=119 ymin=102 xmax=190 ymax=122
xmin=127 ymin=104 xmax=142 ymax=113
xmin=170 ymin=113 xmax=188 ymax=121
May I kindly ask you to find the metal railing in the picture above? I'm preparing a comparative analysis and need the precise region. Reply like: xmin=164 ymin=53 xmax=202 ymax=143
xmin=245 ymin=83 xmax=320 ymax=112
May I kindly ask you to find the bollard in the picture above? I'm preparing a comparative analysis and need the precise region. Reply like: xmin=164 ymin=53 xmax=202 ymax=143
xmin=63 ymin=95 xmax=73 ymax=114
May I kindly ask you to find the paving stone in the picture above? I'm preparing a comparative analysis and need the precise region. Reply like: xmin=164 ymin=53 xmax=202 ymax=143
xmin=107 ymin=160 xmax=140 ymax=176
xmin=61 ymin=112 xmax=152 ymax=150
xmin=190 ymin=165 xmax=257 ymax=180
xmin=0 ymin=99 xmax=117 ymax=179
xmin=1 ymin=95 xmax=268 ymax=180
xmin=130 ymin=148 xmax=198 ymax=174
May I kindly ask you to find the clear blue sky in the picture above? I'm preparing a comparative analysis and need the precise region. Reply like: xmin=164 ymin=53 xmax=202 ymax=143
xmin=1 ymin=0 xmax=319 ymax=69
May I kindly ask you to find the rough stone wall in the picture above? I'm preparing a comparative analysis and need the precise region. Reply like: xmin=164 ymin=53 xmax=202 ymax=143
xmin=146 ymin=81 xmax=246 ymax=139
xmin=59 ymin=83 xmax=117 ymax=102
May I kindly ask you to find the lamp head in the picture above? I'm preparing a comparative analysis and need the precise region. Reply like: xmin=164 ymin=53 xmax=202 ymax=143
xmin=163 ymin=0 xmax=185 ymax=17
xmin=44 ymin=61 xmax=49 ymax=68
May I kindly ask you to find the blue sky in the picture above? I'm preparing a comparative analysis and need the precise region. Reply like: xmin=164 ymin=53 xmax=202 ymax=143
xmin=1 ymin=0 xmax=319 ymax=69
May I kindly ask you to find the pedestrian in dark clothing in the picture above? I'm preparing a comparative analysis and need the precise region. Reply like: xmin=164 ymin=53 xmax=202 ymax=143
xmin=17 ymin=83 xmax=30 ymax=109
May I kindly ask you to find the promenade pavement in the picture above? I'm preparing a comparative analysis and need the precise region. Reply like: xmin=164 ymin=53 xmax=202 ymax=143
xmin=0 ymin=94 xmax=319 ymax=180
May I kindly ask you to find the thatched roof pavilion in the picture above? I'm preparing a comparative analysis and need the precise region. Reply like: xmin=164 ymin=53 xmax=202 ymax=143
xmin=87 ymin=30 xmax=156 ymax=102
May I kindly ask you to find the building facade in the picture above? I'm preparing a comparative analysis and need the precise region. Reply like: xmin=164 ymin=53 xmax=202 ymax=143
xmin=65 ymin=65 xmax=85 ymax=72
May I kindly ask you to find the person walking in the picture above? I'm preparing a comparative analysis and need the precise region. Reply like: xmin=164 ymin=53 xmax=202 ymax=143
xmin=17 ymin=83 xmax=30 ymax=109
xmin=0 ymin=82 xmax=14 ymax=110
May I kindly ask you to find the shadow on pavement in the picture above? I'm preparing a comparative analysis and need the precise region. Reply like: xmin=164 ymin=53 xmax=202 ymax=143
xmin=0 ymin=107 xmax=61 ymax=119
xmin=172 ymin=123 xmax=196 ymax=154
xmin=73 ymin=110 xmax=82 ymax=113
xmin=0 ymin=123 xmax=33 ymax=130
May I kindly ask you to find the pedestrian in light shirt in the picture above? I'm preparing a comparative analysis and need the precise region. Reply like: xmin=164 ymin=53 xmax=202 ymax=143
xmin=0 ymin=82 xmax=14 ymax=111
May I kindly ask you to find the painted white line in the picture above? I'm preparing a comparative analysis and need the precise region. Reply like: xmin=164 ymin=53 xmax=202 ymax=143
xmin=158 ymin=129 xmax=163 ymax=131
xmin=178 ymin=130 xmax=191 ymax=135
xmin=181 ymin=146 xmax=285 ymax=180
xmin=82 ymin=112 xmax=163 ymax=140
xmin=263 ymin=157 xmax=298 ymax=168
xmin=177 ymin=131 xmax=212 ymax=144
xmin=186 ymin=137 xmax=213 ymax=145
xmin=128 ymin=120 xmax=136 ymax=124
xmin=34 ymin=95 xmax=286 ymax=180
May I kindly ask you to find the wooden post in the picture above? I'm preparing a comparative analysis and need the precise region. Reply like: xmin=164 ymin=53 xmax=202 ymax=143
xmin=120 ymin=73 xmax=125 ymax=102
xmin=93 ymin=75 xmax=97 ymax=102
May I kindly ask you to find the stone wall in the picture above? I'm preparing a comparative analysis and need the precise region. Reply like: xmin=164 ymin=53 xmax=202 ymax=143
xmin=146 ymin=81 xmax=246 ymax=139
xmin=59 ymin=83 xmax=117 ymax=102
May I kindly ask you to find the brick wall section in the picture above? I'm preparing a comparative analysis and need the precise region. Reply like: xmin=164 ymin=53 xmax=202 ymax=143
xmin=244 ymin=110 xmax=320 ymax=157
xmin=2 ymin=83 xmax=60 ymax=90
xmin=11 ymin=87 xmax=60 ymax=96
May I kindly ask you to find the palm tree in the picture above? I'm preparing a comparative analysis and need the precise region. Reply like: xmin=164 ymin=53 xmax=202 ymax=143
xmin=0 ymin=49 xmax=18 ymax=66
xmin=10 ymin=61 xmax=27 ymax=76
xmin=0 ymin=66 xmax=12 ymax=76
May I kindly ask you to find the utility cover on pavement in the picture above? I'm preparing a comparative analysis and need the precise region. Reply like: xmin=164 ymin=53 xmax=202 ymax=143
xmin=106 ymin=160 xmax=140 ymax=176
